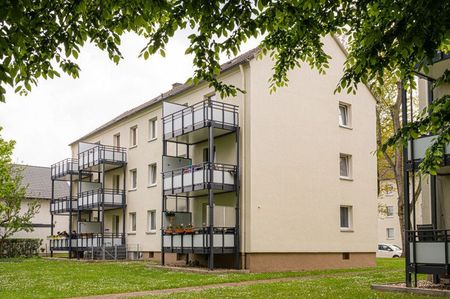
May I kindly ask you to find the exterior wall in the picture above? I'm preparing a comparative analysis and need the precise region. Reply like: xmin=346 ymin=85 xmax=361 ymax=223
xmin=245 ymin=35 xmax=377 ymax=255
xmin=12 ymin=198 xmax=68 ymax=252
xmin=245 ymin=252 xmax=376 ymax=273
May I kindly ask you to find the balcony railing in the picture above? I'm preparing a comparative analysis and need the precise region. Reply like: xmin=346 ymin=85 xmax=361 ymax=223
xmin=50 ymin=196 xmax=77 ymax=214
xmin=51 ymin=158 xmax=78 ymax=179
xmin=49 ymin=233 xmax=124 ymax=250
xmin=163 ymin=162 xmax=237 ymax=195
xmin=78 ymin=144 xmax=127 ymax=170
xmin=78 ymin=188 xmax=125 ymax=209
xmin=408 ymin=229 xmax=450 ymax=267
xmin=163 ymin=227 xmax=235 ymax=253
xmin=163 ymin=100 xmax=239 ymax=139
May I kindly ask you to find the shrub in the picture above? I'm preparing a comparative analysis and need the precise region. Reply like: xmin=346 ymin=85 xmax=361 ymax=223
xmin=0 ymin=238 xmax=42 ymax=258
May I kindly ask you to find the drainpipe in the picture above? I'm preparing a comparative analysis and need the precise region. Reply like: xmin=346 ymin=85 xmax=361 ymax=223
xmin=239 ymin=64 xmax=247 ymax=269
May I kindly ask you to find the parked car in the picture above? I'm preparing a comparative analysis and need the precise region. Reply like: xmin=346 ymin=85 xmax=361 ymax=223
xmin=377 ymin=243 xmax=402 ymax=258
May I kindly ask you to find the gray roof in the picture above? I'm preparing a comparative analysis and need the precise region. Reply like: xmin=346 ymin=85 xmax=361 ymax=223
xmin=70 ymin=47 xmax=260 ymax=145
xmin=17 ymin=165 xmax=69 ymax=200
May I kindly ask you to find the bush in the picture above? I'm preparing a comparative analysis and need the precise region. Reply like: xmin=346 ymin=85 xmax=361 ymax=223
xmin=0 ymin=238 xmax=42 ymax=258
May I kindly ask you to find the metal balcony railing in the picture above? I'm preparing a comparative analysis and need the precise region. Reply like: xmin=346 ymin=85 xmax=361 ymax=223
xmin=162 ymin=227 xmax=235 ymax=253
xmin=49 ymin=233 xmax=124 ymax=250
xmin=51 ymin=158 xmax=78 ymax=179
xmin=78 ymin=144 xmax=127 ymax=170
xmin=163 ymin=100 xmax=239 ymax=139
xmin=407 ymin=229 xmax=450 ymax=270
xmin=162 ymin=162 xmax=237 ymax=195
xmin=78 ymin=188 xmax=125 ymax=209
xmin=50 ymin=196 xmax=77 ymax=214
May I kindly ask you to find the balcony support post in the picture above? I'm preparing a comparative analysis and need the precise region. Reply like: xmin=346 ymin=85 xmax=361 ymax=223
xmin=161 ymin=139 xmax=167 ymax=266
xmin=235 ymin=127 xmax=240 ymax=269
xmin=69 ymin=173 xmax=73 ymax=259
xmin=101 ymin=164 xmax=105 ymax=253
xmin=402 ymin=83 xmax=412 ymax=287
xmin=208 ymin=123 xmax=215 ymax=271
xmin=50 ymin=179 xmax=54 ymax=258
xmin=122 ymin=166 xmax=126 ymax=246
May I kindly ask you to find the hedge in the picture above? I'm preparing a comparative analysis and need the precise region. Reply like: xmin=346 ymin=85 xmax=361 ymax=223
xmin=0 ymin=238 xmax=42 ymax=258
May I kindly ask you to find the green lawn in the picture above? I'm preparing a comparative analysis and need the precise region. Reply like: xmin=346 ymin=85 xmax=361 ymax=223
xmin=0 ymin=258 xmax=434 ymax=298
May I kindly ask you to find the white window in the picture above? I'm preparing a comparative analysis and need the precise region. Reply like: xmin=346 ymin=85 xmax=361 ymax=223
xmin=386 ymin=228 xmax=394 ymax=239
xmin=148 ymin=164 xmax=157 ymax=186
xmin=130 ymin=169 xmax=137 ymax=190
xmin=149 ymin=118 xmax=157 ymax=141
xmin=147 ymin=210 xmax=156 ymax=232
xmin=113 ymin=133 xmax=121 ymax=147
xmin=386 ymin=206 xmax=394 ymax=217
xmin=340 ymin=154 xmax=352 ymax=179
xmin=130 ymin=126 xmax=138 ymax=147
xmin=129 ymin=212 xmax=136 ymax=232
xmin=340 ymin=206 xmax=353 ymax=230
xmin=339 ymin=103 xmax=351 ymax=127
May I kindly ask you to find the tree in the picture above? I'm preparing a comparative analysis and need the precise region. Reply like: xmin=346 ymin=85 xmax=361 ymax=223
xmin=374 ymin=74 xmax=421 ymax=250
xmin=1 ymin=0 xmax=449 ymax=172
xmin=0 ymin=127 xmax=40 ymax=250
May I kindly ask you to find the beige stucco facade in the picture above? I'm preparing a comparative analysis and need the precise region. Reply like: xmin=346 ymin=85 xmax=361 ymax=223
xmin=61 ymin=36 xmax=377 ymax=271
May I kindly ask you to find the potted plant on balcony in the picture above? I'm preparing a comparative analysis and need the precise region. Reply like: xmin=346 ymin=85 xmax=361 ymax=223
xmin=164 ymin=225 xmax=173 ymax=234
xmin=175 ymin=224 xmax=185 ymax=234
xmin=185 ymin=224 xmax=194 ymax=234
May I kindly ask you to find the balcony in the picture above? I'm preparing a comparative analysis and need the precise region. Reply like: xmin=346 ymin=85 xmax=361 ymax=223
xmin=78 ymin=142 xmax=127 ymax=171
xmin=406 ymin=136 xmax=450 ymax=168
xmin=51 ymin=158 xmax=78 ymax=180
xmin=77 ymin=188 xmax=125 ymax=210
xmin=49 ymin=233 xmax=124 ymax=251
xmin=163 ymin=227 xmax=236 ymax=254
xmin=50 ymin=196 xmax=77 ymax=214
xmin=163 ymin=162 xmax=237 ymax=196
xmin=408 ymin=229 xmax=450 ymax=275
xmin=163 ymin=100 xmax=239 ymax=143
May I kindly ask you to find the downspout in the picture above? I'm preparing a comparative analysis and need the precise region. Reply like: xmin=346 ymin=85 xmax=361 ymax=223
xmin=239 ymin=64 xmax=247 ymax=269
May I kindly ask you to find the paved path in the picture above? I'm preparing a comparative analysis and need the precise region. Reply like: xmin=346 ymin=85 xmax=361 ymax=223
xmin=69 ymin=269 xmax=389 ymax=299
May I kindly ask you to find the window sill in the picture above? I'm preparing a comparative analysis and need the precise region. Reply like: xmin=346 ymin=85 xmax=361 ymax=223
xmin=340 ymin=176 xmax=354 ymax=181
xmin=127 ymin=232 xmax=136 ymax=235
xmin=147 ymin=184 xmax=157 ymax=188
xmin=129 ymin=145 xmax=137 ymax=149
xmin=128 ymin=188 xmax=137 ymax=192
xmin=148 ymin=138 xmax=158 ymax=143
xmin=340 ymin=228 xmax=354 ymax=233
xmin=339 ymin=125 xmax=353 ymax=130
xmin=146 ymin=231 xmax=157 ymax=235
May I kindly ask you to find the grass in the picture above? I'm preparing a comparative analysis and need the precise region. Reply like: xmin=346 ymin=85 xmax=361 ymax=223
xmin=0 ymin=258 xmax=435 ymax=298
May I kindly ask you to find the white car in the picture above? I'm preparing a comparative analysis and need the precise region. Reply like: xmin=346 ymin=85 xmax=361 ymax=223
xmin=377 ymin=243 xmax=403 ymax=258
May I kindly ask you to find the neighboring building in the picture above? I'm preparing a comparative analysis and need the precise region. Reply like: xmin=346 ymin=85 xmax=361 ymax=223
xmin=377 ymin=179 xmax=422 ymax=248
xmin=11 ymin=165 xmax=69 ymax=252
xmin=50 ymin=36 xmax=377 ymax=271
xmin=403 ymin=52 xmax=450 ymax=286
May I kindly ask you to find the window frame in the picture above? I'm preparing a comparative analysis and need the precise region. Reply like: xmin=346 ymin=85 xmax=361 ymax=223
xmin=148 ymin=117 xmax=158 ymax=141
xmin=147 ymin=210 xmax=157 ymax=233
xmin=386 ymin=206 xmax=394 ymax=217
xmin=340 ymin=205 xmax=353 ymax=231
xmin=339 ymin=154 xmax=353 ymax=180
xmin=113 ymin=133 xmax=121 ymax=148
xmin=129 ymin=169 xmax=137 ymax=190
xmin=148 ymin=163 xmax=157 ymax=187
xmin=338 ymin=102 xmax=352 ymax=128
xmin=129 ymin=212 xmax=137 ymax=233
xmin=130 ymin=125 xmax=138 ymax=148
xmin=386 ymin=228 xmax=395 ymax=240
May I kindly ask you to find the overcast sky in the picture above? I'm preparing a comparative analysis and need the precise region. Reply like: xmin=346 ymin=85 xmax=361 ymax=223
xmin=0 ymin=31 xmax=259 ymax=167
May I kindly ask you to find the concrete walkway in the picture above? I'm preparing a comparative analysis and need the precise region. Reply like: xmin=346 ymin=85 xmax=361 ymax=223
xmin=69 ymin=269 xmax=389 ymax=299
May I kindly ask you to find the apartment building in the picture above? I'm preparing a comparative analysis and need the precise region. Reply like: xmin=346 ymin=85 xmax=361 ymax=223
xmin=10 ymin=165 xmax=69 ymax=252
xmin=50 ymin=35 xmax=377 ymax=271
xmin=403 ymin=52 xmax=450 ymax=286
